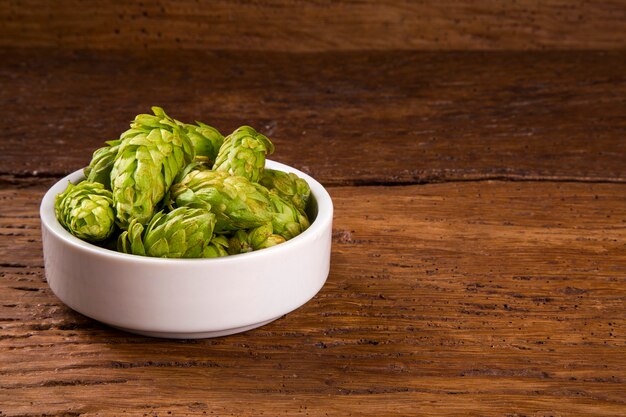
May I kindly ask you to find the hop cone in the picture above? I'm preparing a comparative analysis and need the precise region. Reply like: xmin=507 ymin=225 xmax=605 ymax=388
xmin=213 ymin=126 xmax=274 ymax=182
xmin=111 ymin=107 xmax=194 ymax=228
xmin=228 ymin=223 xmax=286 ymax=255
xmin=259 ymin=169 xmax=311 ymax=212
xmin=268 ymin=192 xmax=310 ymax=240
xmin=83 ymin=139 xmax=122 ymax=189
xmin=184 ymin=122 xmax=224 ymax=163
xmin=170 ymin=166 xmax=273 ymax=232
xmin=203 ymin=235 xmax=230 ymax=258
xmin=129 ymin=109 xmax=223 ymax=162
xmin=117 ymin=207 xmax=216 ymax=258
xmin=120 ymin=106 xmax=181 ymax=140
xmin=117 ymin=216 xmax=146 ymax=256
xmin=55 ymin=181 xmax=116 ymax=242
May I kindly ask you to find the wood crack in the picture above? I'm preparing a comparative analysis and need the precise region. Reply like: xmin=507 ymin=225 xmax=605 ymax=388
xmin=4 ymin=171 xmax=626 ymax=189
xmin=1 ymin=378 xmax=129 ymax=390
xmin=326 ymin=175 xmax=626 ymax=187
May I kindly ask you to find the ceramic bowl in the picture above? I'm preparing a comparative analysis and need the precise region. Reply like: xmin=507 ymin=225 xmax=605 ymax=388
xmin=40 ymin=160 xmax=333 ymax=339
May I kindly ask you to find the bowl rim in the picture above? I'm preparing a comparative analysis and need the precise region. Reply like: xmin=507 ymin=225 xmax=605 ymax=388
xmin=40 ymin=159 xmax=333 ymax=265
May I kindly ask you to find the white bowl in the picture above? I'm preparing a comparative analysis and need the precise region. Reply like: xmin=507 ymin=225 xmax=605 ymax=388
xmin=40 ymin=160 xmax=333 ymax=339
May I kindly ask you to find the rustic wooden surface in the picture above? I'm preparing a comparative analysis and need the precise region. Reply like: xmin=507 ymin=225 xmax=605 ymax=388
xmin=2 ymin=180 xmax=626 ymax=416
xmin=1 ymin=48 xmax=626 ymax=415
xmin=2 ymin=0 xmax=626 ymax=51
xmin=2 ymin=49 xmax=626 ymax=185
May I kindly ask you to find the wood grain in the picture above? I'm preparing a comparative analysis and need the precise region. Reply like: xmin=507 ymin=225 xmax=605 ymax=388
xmin=1 ymin=0 xmax=626 ymax=51
xmin=2 ymin=8 xmax=626 ymax=411
xmin=1 ymin=49 xmax=625 ymax=185
xmin=1 ymin=181 xmax=625 ymax=416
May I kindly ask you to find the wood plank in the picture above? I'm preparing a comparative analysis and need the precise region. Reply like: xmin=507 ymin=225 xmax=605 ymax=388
xmin=1 ymin=0 xmax=625 ymax=51
xmin=1 ymin=181 xmax=625 ymax=415
xmin=1 ymin=49 xmax=625 ymax=184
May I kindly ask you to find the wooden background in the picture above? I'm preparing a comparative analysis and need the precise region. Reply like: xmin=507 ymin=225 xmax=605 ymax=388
xmin=2 ymin=0 xmax=626 ymax=51
xmin=1 ymin=1 xmax=626 ymax=416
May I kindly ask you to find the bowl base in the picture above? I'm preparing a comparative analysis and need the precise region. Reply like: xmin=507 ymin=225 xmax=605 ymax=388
xmin=111 ymin=317 xmax=279 ymax=339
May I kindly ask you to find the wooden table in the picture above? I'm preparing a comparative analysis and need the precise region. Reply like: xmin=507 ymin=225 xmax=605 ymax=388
xmin=1 ymin=48 xmax=625 ymax=415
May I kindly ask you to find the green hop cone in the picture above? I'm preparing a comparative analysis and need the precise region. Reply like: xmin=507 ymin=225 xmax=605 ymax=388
xmin=268 ymin=192 xmax=310 ymax=240
xmin=55 ymin=181 xmax=116 ymax=242
xmin=121 ymin=106 xmax=180 ymax=139
xmin=117 ymin=207 xmax=216 ymax=258
xmin=259 ymin=169 xmax=311 ymax=212
xmin=203 ymin=235 xmax=230 ymax=258
xmin=245 ymin=222 xmax=286 ymax=250
xmin=184 ymin=122 xmax=224 ymax=164
xmin=111 ymin=107 xmax=194 ymax=228
xmin=125 ymin=108 xmax=223 ymax=163
xmin=227 ymin=230 xmax=253 ymax=254
xmin=213 ymin=126 xmax=275 ymax=182
xmin=227 ymin=223 xmax=286 ymax=255
xmin=83 ymin=139 xmax=122 ymax=189
xmin=170 ymin=166 xmax=273 ymax=232
xmin=117 ymin=216 xmax=146 ymax=256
